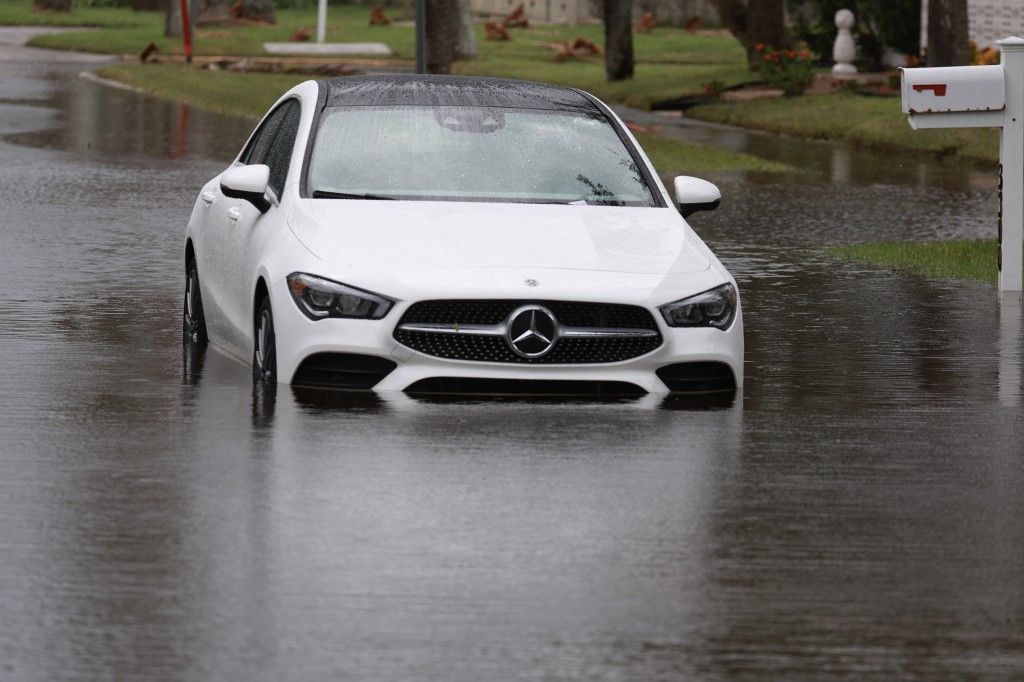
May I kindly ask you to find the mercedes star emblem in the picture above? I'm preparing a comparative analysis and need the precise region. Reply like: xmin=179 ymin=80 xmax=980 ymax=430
xmin=506 ymin=305 xmax=558 ymax=358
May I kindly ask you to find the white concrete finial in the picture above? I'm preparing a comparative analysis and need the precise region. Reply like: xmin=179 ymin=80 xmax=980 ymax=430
xmin=833 ymin=9 xmax=858 ymax=76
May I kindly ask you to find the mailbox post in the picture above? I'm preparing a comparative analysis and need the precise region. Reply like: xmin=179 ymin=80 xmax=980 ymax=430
xmin=901 ymin=36 xmax=1024 ymax=293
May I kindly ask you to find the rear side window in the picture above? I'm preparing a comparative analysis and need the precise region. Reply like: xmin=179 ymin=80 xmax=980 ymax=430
xmin=266 ymin=101 xmax=301 ymax=197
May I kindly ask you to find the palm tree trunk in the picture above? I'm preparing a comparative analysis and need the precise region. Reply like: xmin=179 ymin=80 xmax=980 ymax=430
xmin=456 ymin=0 xmax=477 ymax=60
xmin=426 ymin=0 xmax=459 ymax=73
xmin=927 ymin=0 xmax=970 ymax=66
xmin=33 ymin=0 xmax=72 ymax=11
xmin=164 ymin=0 xmax=182 ymax=38
xmin=710 ymin=0 xmax=786 ymax=67
xmin=603 ymin=0 xmax=634 ymax=81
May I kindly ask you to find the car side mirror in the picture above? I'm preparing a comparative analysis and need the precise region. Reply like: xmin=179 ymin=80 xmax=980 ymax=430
xmin=221 ymin=164 xmax=271 ymax=214
xmin=674 ymin=176 xmax=721 ymax=219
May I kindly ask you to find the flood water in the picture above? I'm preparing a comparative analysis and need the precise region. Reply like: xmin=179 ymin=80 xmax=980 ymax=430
xmin=1 ymin=43 xmax=1023 ymax=680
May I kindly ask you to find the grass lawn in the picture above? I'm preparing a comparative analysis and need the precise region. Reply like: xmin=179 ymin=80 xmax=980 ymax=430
xmin=5 ymin=0 xmax=748 ymax=108
xmin=688 ymin=93 xmax=1000 ymax=165
xmin=633 ymin=131 xmax=792 ymax=174
xmin=829 ymin=240 xmax=998 ymax=284
xmin=21 ymin=5 xmax=417 ymax=58
xmin=96 ymin=63 xmax=791 ymax=175
xmin=96 ymin=63 xmax=310 ymax=119
xmin=0 ymin=0 xmax=142 ymax=27
xmin=454 ymin=28 xmax=747 ymax=109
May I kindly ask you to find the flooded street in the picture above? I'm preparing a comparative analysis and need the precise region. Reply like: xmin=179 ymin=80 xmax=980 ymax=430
xmin=2 ymin=46 xmax=1023 ymax=680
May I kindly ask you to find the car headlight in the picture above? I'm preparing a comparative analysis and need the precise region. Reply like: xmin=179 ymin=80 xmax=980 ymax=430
xmin=286 ymin=272 xmax=394 ymax=321
xmin=659 ymin=283 xmax=737 ymax=329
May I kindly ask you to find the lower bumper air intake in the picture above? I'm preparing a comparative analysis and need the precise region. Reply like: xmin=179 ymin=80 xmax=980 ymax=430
xmin=404 ymin=377 xmax=647 ymax=396
xmin=293 ymin=353 xmax=397 ymax=389
xmin=656 ymin=362 xmax=736 ymax=392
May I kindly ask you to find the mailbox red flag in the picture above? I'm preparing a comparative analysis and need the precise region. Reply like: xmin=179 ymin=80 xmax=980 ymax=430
xmin=913 ymin=84 xmax=947 ymax=96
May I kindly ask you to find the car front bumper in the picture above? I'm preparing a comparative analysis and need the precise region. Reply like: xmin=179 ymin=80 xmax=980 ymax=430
xmin=272 ymin=291 xmax=744 ymax=394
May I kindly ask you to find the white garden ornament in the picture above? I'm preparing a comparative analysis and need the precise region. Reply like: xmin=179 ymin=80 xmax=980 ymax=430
xmin=832 ymin=9 xmax=858 ymax=76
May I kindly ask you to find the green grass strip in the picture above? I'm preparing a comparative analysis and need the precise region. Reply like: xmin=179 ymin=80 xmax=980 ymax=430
xmin=829 ymin=240 xmax=998 ymax=284
xmin=95 ymin=63 xmax=309 ymax=120
xmin=688 ymin=93 xmax=999 ymax=165
xmin=634 ymin=131 xmax=792 ymax=174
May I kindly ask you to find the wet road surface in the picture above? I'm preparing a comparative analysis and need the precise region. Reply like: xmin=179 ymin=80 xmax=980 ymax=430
xmin=1 ymin=47 xmax=1023 ymax=680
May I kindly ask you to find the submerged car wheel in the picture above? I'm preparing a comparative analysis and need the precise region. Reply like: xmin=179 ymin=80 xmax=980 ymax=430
xmin=253 ymin=296 xmax=277 ymax=384
xmin=183 ymin=261 xmax=208 ymax=346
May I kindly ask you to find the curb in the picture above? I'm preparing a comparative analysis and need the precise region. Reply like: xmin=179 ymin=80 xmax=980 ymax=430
xmin=78 ymin=69 xmax=142 ymax=94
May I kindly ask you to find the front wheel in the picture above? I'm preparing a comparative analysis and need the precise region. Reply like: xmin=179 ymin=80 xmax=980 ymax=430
xmin=253 ymin=296 xmax=277 ymax=384
xmin=183 ymin=261 xmax=208 ymax=346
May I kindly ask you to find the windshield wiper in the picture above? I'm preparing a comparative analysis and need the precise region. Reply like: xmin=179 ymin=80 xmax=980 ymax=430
xmin=312 ymin=190 xmax=395 ymax=200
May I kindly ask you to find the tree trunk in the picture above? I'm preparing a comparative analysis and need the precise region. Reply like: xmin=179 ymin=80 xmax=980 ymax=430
xmin=602 ymin=0 xmax=634 ymax=81
xmin=927 ymin=0 xmax=970 ymax=66
xmin=195 ymin=0 xmax=231 ymax=25
xmin=165 ymin=0 xmax=182 ymax=38
xmin=426 ymin=0 xmax=459 ymax=74
xmin=710 ymin=0 xmax=786 ymax=67
xmin=32 ymin=0 xmax=72 ymax=11
xmin=746 ymin=0 xmax=784 ymax=58
xmin=240 ymin=0 xmax=276 ymax=24
xmin=455 ymin=0 xmax=477 ymax=60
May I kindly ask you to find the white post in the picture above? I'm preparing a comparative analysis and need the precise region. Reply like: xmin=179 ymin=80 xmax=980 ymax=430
xmin=317 ymin=0 xmax=327 ymax=44
xmin=999 ymin=36 xmax=1024 ymax=292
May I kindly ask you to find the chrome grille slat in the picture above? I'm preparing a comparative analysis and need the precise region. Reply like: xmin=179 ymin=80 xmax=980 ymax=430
xmin=397 ymin=322 xmax=506 ymax=335
xmin=395 ymin=322 xmax=659 ymax=339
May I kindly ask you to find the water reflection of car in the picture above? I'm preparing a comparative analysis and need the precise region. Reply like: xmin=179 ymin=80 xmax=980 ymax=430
xmin=182 ymin=75 xmax=743 ymax=395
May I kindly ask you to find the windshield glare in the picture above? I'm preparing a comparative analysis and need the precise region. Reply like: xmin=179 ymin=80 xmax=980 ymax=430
xmin=307 ymin=105 xmax=658 ymax=206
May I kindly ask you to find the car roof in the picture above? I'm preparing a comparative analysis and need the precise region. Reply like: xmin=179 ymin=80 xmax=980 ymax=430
xmin=319 ymin=74 xmax=600 ymax=113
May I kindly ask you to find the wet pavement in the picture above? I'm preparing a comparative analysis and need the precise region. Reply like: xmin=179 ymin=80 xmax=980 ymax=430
xmin=1 ymin=45 xmax=1023 ymax=681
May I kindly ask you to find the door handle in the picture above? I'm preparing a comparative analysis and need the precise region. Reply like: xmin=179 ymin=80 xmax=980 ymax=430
xmin=201 ymin=191 xmax=215 ymax=205
xmin=227 ymin=207 xmax=241 ymax=223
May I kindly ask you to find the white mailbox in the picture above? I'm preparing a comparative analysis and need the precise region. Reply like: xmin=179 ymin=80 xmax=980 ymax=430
xmin=901 ymin=65 xmax=1004 ymax=117
xmin=901 ymin=37 xmax=1024 ymax=293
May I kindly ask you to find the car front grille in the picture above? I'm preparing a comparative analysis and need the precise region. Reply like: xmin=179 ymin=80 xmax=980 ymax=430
xmin=393 ymin=300 xmax=663 ymax=364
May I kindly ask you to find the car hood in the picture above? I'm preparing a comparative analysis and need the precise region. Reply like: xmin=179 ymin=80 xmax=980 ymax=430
xmin=288 ymin=200 xmax=711 ymax=275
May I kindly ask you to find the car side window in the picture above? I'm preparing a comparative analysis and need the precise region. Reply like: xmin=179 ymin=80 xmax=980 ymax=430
xmin=241 ymin=101 xmax=289 ymax=166
xmin=265 ymin=101 xmax=301 ymax=198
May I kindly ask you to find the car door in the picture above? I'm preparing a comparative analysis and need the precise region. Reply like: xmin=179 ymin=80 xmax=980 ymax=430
xmin=221 ymin=99 xmax=302 ymax=353
xmin=201 ymin=104 xmax=288 ymax=348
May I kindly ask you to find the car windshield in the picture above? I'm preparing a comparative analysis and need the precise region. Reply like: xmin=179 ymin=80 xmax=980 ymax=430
xmin=307 ymin=105 xmax=658 ymax=206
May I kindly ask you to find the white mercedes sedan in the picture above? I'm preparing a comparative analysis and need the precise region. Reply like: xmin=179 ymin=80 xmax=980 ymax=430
xmin=182 ymin=75 xmax=743 ymax=395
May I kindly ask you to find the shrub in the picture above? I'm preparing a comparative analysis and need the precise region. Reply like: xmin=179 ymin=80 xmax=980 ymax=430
xmin=756 ymin=44 xmax=815 ymax=95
